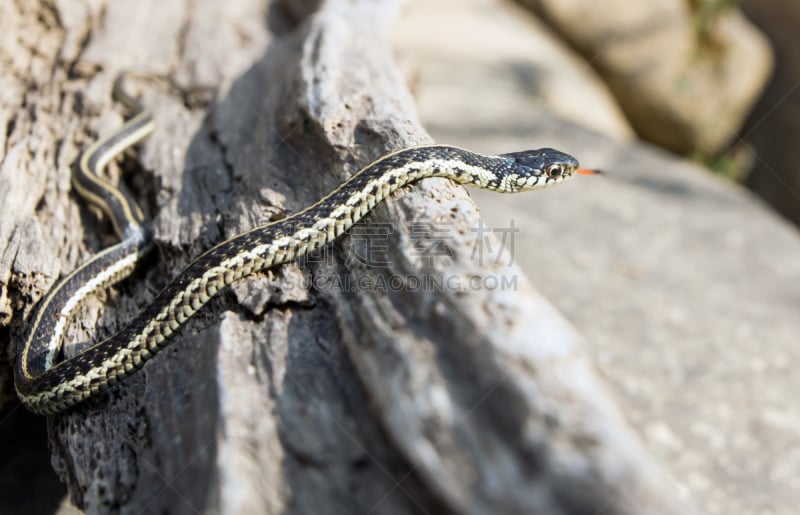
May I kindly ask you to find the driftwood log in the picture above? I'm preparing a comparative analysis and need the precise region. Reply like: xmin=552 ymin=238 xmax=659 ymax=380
xmin=0 ymin=0 xmax=694 ymax=513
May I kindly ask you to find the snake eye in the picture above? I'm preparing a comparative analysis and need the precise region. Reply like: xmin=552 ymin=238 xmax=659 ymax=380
xmin=546 ymin=164 xmax=563 ymax=179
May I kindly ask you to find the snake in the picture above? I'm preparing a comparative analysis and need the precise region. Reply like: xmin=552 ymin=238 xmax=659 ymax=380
xmin=14 ymin=75 xmax=597 ymax=415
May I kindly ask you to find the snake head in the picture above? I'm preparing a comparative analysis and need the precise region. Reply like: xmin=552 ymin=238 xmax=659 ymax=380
xmin=499 ymin=147 xmax=582 ymax=190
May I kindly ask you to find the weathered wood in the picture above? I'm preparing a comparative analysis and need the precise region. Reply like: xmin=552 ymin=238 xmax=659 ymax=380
xmin=1 ymin=0 xmax=695 ymax=513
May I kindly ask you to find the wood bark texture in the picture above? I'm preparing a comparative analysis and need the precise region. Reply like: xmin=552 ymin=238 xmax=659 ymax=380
xmin=0 ymin=0 xmax=694 ymax=513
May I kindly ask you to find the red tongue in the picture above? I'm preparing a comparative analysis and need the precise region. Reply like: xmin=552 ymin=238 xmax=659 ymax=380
xmin=577 ymin=168 xmax=601 ymax=175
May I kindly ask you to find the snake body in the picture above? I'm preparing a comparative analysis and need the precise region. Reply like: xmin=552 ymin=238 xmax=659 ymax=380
xmin=15 ymin=78 xmax=589 ymax=415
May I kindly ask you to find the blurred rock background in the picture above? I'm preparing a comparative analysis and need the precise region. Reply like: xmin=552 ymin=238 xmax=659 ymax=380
xmin=395 ymin=0 xmax=799 ymax=514
xmin=516 ymin=0 xmax=800 ymax=227
xmin=516 ymin=0 xmax=772 ymax=157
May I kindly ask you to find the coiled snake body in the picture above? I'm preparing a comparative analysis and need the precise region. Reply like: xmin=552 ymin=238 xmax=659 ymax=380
xmin=15 ymin=77 xmax=595 ymax=415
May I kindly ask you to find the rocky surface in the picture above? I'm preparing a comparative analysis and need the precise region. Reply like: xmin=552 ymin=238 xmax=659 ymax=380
xmin=515 ymin=0 xmax=773 ymax=156
xmin=396 ymin=1 xmax=800 ymax=514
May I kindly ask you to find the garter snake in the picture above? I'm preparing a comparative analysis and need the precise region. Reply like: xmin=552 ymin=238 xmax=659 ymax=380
xmin=14 ymin=74 xmax=597 ymax=415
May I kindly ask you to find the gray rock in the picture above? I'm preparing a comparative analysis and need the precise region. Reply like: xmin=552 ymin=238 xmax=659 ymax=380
xmin=394 ymin=0 xmax=634 ymax=141
xmin=396 ymin=1 xmax=800 ymax=514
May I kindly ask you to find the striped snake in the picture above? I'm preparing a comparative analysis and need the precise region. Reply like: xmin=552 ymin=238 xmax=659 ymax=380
xmin=14 ymin=75 xmax=597 ymax=415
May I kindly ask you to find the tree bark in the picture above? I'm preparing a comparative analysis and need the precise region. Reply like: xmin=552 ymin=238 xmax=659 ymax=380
xmin=1 ymin=0 xmax=695 ymax=513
